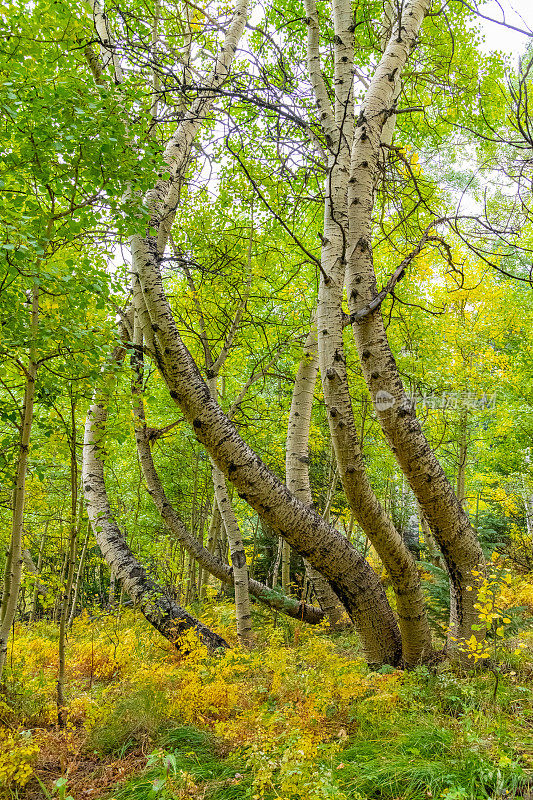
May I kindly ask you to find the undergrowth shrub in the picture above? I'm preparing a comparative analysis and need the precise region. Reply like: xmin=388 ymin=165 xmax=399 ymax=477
xmin=1 ymin=597 xmax=532 ymax=799
xmin=0 ymin=727 xmax=39 ymax=794
xmin=85 ymin=685 xmax=176 ymax=755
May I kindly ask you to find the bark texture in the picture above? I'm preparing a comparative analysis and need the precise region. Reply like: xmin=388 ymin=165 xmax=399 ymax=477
xmin=131 ymin=319 xmax=324 ymax=625
xmin=344 ymin=0 xmax=485 ymax=648
xmin=88 ymin=0 xmax=123 ymax=83
xmin=206 ymin=353 xmax=253 ymax=645
xmin=82 ymin=361 xmax=228 ymax=652
xmin=211 ymin=462 xmax=253 ymax=645
xmin=286 ymin=323 xmax=348 ymax=627
xmin=304 ymin=0 xmax=433 ymax=664
xmin=115 ymin=0 xmax=400 ymax=664
xmin=147 ymin=0 xmax=250 ymax=256
xmin=133 ymin=257 xmax=402 ymax=665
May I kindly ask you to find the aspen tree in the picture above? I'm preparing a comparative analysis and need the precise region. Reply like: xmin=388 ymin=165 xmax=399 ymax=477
xmin=81 ymin=0 xmax=505 ymax=664
xmin=83 ymin=0 xmax=398 ymax=663
xmin=80 ymin=0 xmax=402 ymax=662
xmin=29 ymin=534 xmax=47 ymax=623
xmin=303 ymin=0 xmax=433 ymax=663
xmin=83 ymin=343 xmax=229 ymax=652
xmin=130 ymin=294 xmax=325 ymax=623
xmin=285 ymin=322 xmax=348 ymax=628
xmin=180 ymin=233 xmax=254 ymax=646
xmin=342 ymin=0 xmax=486 ymax=648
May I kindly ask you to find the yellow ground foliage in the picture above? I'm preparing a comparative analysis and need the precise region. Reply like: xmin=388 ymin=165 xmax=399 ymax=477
xmin=1 ymin=587 xmax=532 ymax=798
xmin=0 ymin=607 xmax=399 ymax=795
xmin=0 ymin=724 xmax=39 ymax=789
xmin=500 ymin=576 xmax=533 ymax=612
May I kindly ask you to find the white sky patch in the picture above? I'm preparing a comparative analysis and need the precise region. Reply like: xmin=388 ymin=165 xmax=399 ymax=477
xmin=477 ymin=0 xmax=532 ymax=58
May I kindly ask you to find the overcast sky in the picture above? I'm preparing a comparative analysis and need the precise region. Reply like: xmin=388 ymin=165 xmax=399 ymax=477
xmin=477 ymin=0 xmax=532 ymax=57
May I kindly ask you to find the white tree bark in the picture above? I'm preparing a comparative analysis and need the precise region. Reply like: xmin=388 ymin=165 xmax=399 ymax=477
xmin=305 ymin=0 xmax=433 ymax=664
xmin=87 ymin=0 xmax=124 ymax=84
xmin=343 ymin=0 xmax=485 ymax=651
xmin=211 ymin=461 xmax=253 ymax=645
xmin=137 ymin=246 xmax=323 ymax=623
xmin=526 ymin=496 xmax=533 ymax=562
xmin=96 ymin=0 xmax=402 ymax=664
xmin=146 ymin=0 xmax=250 ymax=255
xmin=129 ymin=322 xmax=324 ymax=624
xmin=133 ymin=256 xmax=402 ymax=664
xmin=132 ymin=307 xmax=253 ymax=645
xmin=286 ymin=322 xmax=349 ymax=628
xmin=82 ymin=348 xmax=228 ymax=652
xmin=206 ymin=372 xmax=253 ymax=646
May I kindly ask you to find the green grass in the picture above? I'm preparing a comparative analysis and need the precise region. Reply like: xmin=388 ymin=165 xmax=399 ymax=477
xmin=86 ymin=685 xmax=176 ymax=756
xmin=109 ymin=725 xmax=251 ymax=800
xmin=337 ymin=721 xmax=527 ymax=800
xmin=76 ymin=613 xmax=531 ymax=800
xmin=107 ymin=710 xmax=529 ymax=800
xmin=330 ymin=665 xmax=532 ymax=800
xmin=101 ymin=668 xmax=532 ymax=800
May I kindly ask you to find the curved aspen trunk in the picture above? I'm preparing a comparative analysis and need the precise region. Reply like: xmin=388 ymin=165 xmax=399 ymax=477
xmin=177 ymin=232 xmax=254 ymax=643
xmin=117 ymin=0 xmax=400 ymax=664
xmin=0 ymin=284 xmax=39 ymax=678
xmin=317 ymin=258 xmax=432 ymax=662
xmin=344 ymin=0 xmax=485 ymax=650
xmin=304 ymin=0 xmax=432 ymax=663
xmin=135 ymin=419 xmax=321 ymax=621
xmin=132 ymin=252 xmax=402 ymax=666
xmin=148 ymin=0 xmax=250 ymax=256
xmin=286 ymin=323 xmax=349 ymax=628
xmin=130 ymin=319 xmax=324 ymax=625
xmin=135 ymin=313 xmax=253 ymax=646
xmin=82 ymin=365 xmax=228 ymax=653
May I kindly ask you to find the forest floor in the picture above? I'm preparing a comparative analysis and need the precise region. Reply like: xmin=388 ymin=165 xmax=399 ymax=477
xmin=1 ymin=588 xmax=532 ymax=800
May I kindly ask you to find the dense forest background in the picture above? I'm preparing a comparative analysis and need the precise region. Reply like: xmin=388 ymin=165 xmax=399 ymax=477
xmin=1 ymin=0 xmax=533 ymax=796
